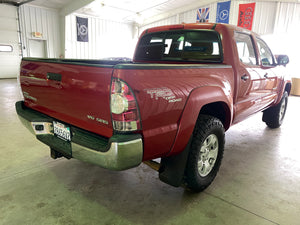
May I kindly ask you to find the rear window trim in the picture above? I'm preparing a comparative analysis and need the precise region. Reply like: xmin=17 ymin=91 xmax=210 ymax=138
xmin=135 ymin=29 xmax=224 ymax=63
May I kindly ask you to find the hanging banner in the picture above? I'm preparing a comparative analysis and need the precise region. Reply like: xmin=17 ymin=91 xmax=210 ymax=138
xmin=76 ymin=16 xmax=88 ymax=42
xmin=197 ymin=8 xmax=210 ymax=23
xmin=237 ymin=3 xmax=256 ymax=30
xmin=216 ymin=1 xmax=231 ymax=24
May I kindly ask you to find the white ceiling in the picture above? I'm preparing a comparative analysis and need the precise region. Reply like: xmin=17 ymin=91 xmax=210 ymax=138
xmin=2 ymin=0 xmax=73 ymax=8
xmin=6 ymin=0 xmax=300 ymax=24
xmin=75 ymin=0 xmax=203 ymax=23
xmin=3 ymin=0 xmax=211 ymax=24
xmin=20 ymin=0 xmax=211 ymax=23
xmin=27 ymin=0 xmax=74 ymax=9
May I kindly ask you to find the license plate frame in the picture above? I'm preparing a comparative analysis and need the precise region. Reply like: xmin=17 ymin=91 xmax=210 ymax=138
xmin=53 ymin=121 xmax=71 ymax=142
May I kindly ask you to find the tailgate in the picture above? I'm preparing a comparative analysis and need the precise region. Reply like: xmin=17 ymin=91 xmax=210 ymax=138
xmin=20 ymin=59 xmax=114 ymax=138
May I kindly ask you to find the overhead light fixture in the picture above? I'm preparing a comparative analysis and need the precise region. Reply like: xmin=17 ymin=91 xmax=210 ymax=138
xmin=88 ymin=0 xmax=105 ymax=13
xmin=135 ymin=12 xmax=143 ymax=24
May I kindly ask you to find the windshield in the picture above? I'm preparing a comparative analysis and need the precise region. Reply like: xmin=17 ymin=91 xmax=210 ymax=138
xmin=135 ymin=30 xmax=223 ymax=63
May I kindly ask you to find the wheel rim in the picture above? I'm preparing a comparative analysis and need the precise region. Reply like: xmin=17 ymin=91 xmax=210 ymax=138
xmin=279 ymin=97 xmax=286 ymax=121
xmin=198 ymin=134 xmax=219 ymax=177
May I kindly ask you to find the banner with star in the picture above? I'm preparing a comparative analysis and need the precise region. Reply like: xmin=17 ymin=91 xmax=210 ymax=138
xmin=216 ymin=1 xmax=231 ymax=24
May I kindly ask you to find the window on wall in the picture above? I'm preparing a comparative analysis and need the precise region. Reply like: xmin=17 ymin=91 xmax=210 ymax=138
xmin=235 ymin=32 xmax=257 ymax=66
xmin=0 ymin=44 xmax=13 ymax=52
xmin=256 ymin=38 xmax=274 ymax=66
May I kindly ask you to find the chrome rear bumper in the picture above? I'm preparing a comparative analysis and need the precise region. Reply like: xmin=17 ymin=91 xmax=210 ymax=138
xmin=16 ymin=101 xmax=143 ymax=170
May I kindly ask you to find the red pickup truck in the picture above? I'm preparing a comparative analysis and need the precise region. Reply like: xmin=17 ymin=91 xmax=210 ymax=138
xmin=16 ymin=23 xmax=291 ymax=192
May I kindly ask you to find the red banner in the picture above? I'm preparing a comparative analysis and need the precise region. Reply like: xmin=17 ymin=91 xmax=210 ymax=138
xmin=237 ymin=3 xmax=256 ymax=30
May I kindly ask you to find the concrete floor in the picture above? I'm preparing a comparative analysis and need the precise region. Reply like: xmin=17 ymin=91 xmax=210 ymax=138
xmin=0 ymin=78 xmax=300 ymax=225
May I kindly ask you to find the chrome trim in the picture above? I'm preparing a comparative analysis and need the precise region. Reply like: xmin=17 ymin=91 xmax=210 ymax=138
xmin=31 ymin=122 xmax=53 ymax=135
xmin=17 ymin=114 xmax=143 ymax=171
xmin=72 ymin=139 xmax=143 ymax=171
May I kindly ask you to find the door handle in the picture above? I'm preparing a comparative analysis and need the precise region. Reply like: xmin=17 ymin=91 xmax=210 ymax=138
xmin=241 ymin=74 xmax=250 ymax=81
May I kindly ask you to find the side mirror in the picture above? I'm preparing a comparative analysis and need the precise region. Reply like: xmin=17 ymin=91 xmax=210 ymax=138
xmin=275 ymin=55 xmax=289 ymax=66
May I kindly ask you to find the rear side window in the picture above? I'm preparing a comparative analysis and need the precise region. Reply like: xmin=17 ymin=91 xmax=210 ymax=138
xmin=235 ymin=32 xmax=257 ymax=66
xmin=135 ymin=30 xmax=222 ymax=63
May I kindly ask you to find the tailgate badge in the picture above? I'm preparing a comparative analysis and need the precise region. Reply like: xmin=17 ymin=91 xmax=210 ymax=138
xmin=87 ymin=115 xmax=108 ymax=125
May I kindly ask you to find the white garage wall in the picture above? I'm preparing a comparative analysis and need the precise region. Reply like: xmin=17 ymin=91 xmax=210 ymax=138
xmin=19 ymin=5 xmax=61 ymax=58
xmin=139 ymin=15 xmax=178 ymax=33
xmin=231 ymin=1 xmax=277 ymax=34
xmin=266 ymin=2 xmax=300 ymax=77
xmin=274 ymin=2 xmax=300 ymax=34
xmin=139 ymin=1 xmax=278 ymax=35
xmin=65 ymin=14 xmax=135 ymax=59
xmin=0 ymin=4 xmax=21 ymax=78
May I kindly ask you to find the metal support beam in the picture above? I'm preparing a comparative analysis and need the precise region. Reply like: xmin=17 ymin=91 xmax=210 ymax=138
xmin=0 ymin=0 xmax=35 ymax=6
xmin=60 ymin=0 xmax=95 ymax=16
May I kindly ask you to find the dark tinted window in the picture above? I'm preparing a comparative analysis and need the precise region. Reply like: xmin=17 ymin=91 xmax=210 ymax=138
xmin=135 ymin=30 xmax=222 ymax=63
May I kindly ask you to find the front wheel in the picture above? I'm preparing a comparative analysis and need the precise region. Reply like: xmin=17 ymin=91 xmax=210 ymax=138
xmin=263 ymin=91 xmax=288 ymax=129
xmin=185 ymin=115 xmax=225 ymax=192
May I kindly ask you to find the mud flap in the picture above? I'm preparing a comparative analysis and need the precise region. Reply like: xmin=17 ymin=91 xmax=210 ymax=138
xmin=159 ymin=137 xmax=192 ymax=187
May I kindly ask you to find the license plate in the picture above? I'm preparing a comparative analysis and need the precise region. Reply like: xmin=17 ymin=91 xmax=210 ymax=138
xmin=53 ymin=121 xmax=71 ymax=142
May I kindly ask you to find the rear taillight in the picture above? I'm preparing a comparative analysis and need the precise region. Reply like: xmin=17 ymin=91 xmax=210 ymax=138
xmin=110 ymin=78 xmax=141 ymax=131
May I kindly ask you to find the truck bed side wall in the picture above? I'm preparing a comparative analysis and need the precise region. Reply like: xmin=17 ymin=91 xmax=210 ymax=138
xmin=113 ymin=65 xmax=234 ymax=160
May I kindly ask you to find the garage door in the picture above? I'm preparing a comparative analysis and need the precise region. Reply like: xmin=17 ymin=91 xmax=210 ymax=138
xmin=0 ymin=4 xmax=21 ymax=79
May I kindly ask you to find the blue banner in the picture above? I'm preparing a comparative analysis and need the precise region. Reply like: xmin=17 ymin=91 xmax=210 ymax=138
xmin=216 ymin=1 xmax=231 ymax=24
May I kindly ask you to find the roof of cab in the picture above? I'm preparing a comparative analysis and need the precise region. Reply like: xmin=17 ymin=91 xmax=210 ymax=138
xmin=143 ymin=23 xmax=257 ymax=36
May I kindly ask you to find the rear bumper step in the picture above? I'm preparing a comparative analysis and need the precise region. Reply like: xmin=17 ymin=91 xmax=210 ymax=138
xmin=15 ymin=101 xmax=143 ymax=170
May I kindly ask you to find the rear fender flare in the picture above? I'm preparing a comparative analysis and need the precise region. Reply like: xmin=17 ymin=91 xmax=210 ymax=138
xmin=167 ymin=85 xmax=232 ymax=157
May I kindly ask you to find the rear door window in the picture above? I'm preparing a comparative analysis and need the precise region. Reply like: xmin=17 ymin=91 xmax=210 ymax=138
xmin=235 ymin=32 xmax=257 ymax=66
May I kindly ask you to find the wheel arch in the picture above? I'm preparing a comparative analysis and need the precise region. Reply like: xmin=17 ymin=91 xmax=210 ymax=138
xmin=167 ymin=85 xmax=232 ymax=157
xmin=159 ymin=86 xmax=232 ymax=187
xmin=199 ymin=101 xmax=231 ymax=131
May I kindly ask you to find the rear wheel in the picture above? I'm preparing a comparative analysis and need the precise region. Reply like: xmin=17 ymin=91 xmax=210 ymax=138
xmin=263 ymin=92 xmax=288 ymax=129
xmin=185 ymin=115 xmax=225 ymax=192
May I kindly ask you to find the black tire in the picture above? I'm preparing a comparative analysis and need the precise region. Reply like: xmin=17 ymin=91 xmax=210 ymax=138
xmin=263 ymin=91 xmax=288 ymax=129
xmin=185 ymin=114 xmax=225 ymax=192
